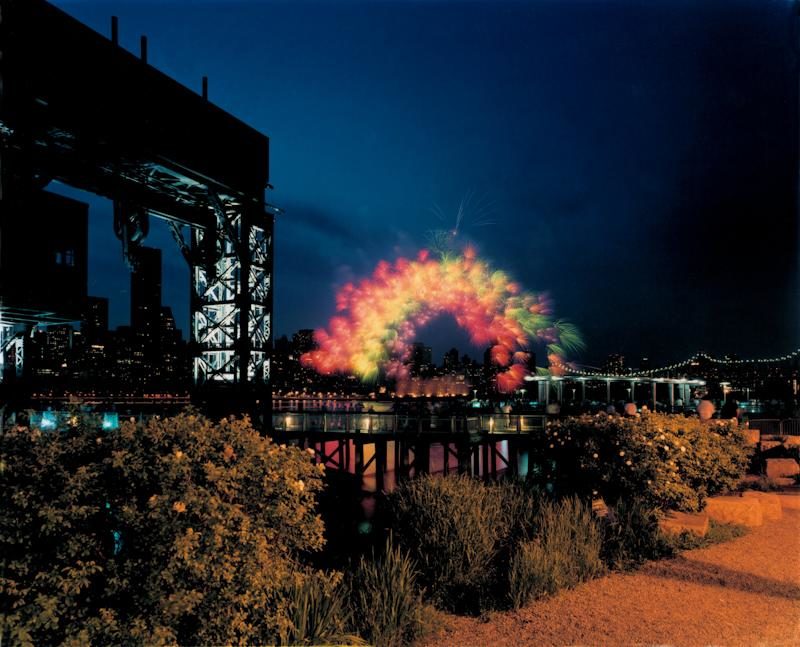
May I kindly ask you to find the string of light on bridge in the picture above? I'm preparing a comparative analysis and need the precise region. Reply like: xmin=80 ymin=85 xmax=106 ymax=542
xmin=548 ymin=348 xmax=800 ymax=379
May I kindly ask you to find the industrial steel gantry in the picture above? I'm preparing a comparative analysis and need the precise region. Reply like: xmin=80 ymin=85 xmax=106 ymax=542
xmin=0 ymin=0 xmax=275 ymax=417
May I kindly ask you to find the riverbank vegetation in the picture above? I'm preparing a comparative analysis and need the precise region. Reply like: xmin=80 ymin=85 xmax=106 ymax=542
xmin=1 ymin=411 xmax=751 ymax=645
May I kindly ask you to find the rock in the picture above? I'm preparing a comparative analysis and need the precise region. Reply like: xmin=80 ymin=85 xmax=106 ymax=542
xmin=776 ymin=492 xmax=800 ymax=511
xmin=624 ymin=403 xmax=637 ymax=416
xmin=743 ymin=429 xmax=760 ymax=445
xmin=659 ymin=510 xmax=709 ymax=537
xmin=741 ymin=491 xmax=782 ymax=521
xmin=765 ymin=458 xmax=800 ymax=479
xmin=738 ymin=474 xmax=762 ymax=488
xmin=705 ymin=496 xmax=763 ymax=527
xmin=760 ymin=440 xmax=783 ymax=452
xmin=783 ymin=435 xmax=800 ymax=448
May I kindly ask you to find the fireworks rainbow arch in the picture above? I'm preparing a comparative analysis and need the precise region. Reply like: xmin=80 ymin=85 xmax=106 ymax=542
xmin=301 ymin=247 xmax=582 ymax=393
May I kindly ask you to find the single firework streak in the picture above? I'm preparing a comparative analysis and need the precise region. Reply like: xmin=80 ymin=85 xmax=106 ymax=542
xmin=301 ymin=246 xmax=583 ymax=392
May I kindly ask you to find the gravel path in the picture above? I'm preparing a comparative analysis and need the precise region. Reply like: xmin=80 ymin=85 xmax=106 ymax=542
xmin=423 ymin=509 xmax=800 ymax=647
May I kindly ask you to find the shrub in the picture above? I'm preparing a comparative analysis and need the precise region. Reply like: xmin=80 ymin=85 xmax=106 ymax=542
xmin=0 ymin=417 xmax=110 ymax=647
xmin=601 ymin=499 xmax=673 ymax=570
xmin=535 ymin=412 xmax=752 ymax=512
xmin=508 ymin=497 xmax=604 ymax=608
xmin=281 ymin=572 xmax=363 ymax=646
xmin=1 ymin=413 xmax=327 ymax=645
xmin=663 ymin=521 xmax=747 ymax=552
xmin=388 ymin=474 xmax=505 ymax=612
xmin=346 ymin=536 xmax=427 ymax=647
xmin=494 ymin=478 xmax=541 ymax=547
xmin=389 ymin=476 xmax=604 ymax=613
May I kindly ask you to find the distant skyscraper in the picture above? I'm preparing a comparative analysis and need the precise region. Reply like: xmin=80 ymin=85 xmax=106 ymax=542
xmin=483 ymin=346 xmax=494 ymax=368
xmin=443 ymin=347 xmax=460 ymax=373
xmin=112 ymin=325 xmax=144 ymax=385
xmin=292 ymin=329 xmax=316 ymax=355
xmin=604 ymin=353 xmax=625 ymax=375
xmin=81 ymin=296 xmax=110 ymax=383
xmin=130 ymin=247 xmax=162 ymax=384
xmin=27 ymin=325 xmax=75 ymax=380
xmin=411 ymin=342 xmax=433 ymax=377
xmin=159 ymin=306 xmax=186 ymax=387
xmin=82 ymin=296 xmax=109 ymax=343
xmin=131 ymin=247 xmax=162 ymax=338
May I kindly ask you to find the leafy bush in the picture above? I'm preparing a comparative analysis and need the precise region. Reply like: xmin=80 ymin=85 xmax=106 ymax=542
xmin=601 ymin=499 xmax=673 ymax=570
xmin=388 ymin=474 xmax=506 ymax=612
xmin=534 ymin=412 xmax=751 ymax=512
xmin=1 ymin=413 xmax=328 ymax=646
xmin=346 ymin=536 xmax=427 ymax=647
xmin=508 ymin=497 xmax=603 ymax=608
xmin=0 ymin=417 xmax=110 ymax=647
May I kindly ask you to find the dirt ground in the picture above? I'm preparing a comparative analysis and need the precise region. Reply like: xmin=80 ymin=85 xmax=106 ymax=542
xmin=422 ymin=509 xmax=800 ymax=647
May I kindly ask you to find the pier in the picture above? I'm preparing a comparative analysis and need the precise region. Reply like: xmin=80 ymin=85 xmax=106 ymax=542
xmin=272 ymin=411 xmax=547 ymax=491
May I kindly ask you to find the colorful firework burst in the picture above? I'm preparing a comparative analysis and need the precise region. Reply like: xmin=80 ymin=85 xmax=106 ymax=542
xmin=301 ymin=246 xmax=583 ymax=393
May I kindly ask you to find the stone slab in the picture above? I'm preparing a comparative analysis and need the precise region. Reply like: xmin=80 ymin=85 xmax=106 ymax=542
xmin=738 ymin=474 xmax=762 ymax=488
xmin=741 ymin=491 xmax=782 ymax=521
xmin=766 ymin=458 xmax=800 ymax=479
xmin=776 ymin=492 xmax=800 ymax=511
xmin=743 ymin=429 xmax=760 ymax=445
xmin=705 ymin=496 xmax=763 ymax=527
xmin=659 ymin=510 xmax=709 ymax=537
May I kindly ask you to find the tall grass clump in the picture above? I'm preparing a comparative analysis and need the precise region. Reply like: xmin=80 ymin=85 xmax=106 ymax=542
xmin=280 ymin=574 xmax=364 ymax=646
xmin=494 ymin=479 xmax=542 ymax=547
xmin=346 ymin=536 xmax=427 ymax=647
xmin=508 ymin=497 xmax=604 ymax=608
xmin=388 ymin=474 xmax=504 ymax=612
xmin=601 ymin=498 xmax=673 ymax=570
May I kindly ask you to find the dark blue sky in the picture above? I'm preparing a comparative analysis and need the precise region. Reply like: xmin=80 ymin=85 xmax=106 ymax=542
xmin=52 ymin=0 xmax=798 ymax=368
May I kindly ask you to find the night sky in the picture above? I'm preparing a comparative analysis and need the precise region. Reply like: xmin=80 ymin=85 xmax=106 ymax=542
xmin=51 ymin=0 xmax=799 ymax=369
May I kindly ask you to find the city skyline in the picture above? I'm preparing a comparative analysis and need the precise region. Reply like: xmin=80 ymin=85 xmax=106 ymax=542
xmin=47 ymin=0 xmax=798 ymax=369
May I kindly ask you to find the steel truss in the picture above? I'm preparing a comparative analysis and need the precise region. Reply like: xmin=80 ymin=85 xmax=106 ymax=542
xmin=0 ymin=323 xmax=24 ymax=381
xmin=178 ymin=194 xmax=273 ymax=389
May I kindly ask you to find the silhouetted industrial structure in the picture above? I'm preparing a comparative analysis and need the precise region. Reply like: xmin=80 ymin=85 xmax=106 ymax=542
xmin=0 ymin=0 xmax=275 ymax=417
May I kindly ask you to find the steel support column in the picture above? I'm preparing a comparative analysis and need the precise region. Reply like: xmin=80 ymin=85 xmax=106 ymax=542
xmin=190 ymin=199 xmax=272 ymax=414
